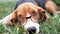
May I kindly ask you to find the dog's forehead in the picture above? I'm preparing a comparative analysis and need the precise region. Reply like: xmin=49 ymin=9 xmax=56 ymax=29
xmin=17 ymin=3 xmax=38 ymax=11
xmin=16 ymin=3 xmax=39 ymax=16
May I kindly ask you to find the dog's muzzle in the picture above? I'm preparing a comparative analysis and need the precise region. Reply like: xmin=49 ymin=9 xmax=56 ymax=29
xmin=23 ymin=18 xmax=40 ymax=34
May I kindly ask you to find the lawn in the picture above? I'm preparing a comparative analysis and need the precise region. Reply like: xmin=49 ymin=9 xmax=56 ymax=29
xmin=0 ymin=0 xmax=60 ymax=34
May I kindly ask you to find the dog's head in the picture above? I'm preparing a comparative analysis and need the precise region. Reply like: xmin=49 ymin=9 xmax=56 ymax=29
xmin=11 ymin=2 xmax=49 ymax=34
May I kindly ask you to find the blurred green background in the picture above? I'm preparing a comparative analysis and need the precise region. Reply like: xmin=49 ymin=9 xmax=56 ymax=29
xmin=0 ymin=0 xmax=60 ymax=34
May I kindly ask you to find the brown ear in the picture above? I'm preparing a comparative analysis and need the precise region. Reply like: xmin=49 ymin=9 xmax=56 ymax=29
xmin=11 ymin=10 xmax=17 ymax=19
xmin=37 ymin=6 xmax=45 ymax=12
xmin=10 ymin=10 xmax=18 ymax=25
xmin=37 ymin=7 xmax=49 ymax=22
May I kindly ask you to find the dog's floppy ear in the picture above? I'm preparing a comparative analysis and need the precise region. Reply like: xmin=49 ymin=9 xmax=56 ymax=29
xmin=37 ymin=7 xmax=49 ymax=22
xmin=11 ymin=10 xmax=18 ymax=25
xmin=11 ymin=10 xmax=17 ymax=19
xmin=37 ymin=7 xmax=45 ymax=12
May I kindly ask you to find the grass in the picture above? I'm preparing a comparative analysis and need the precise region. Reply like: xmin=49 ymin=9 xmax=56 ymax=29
xmin=0 ymin=1 xmax=16 ymax=19
xmin=0 ymin=0 xmax=60 ymax=34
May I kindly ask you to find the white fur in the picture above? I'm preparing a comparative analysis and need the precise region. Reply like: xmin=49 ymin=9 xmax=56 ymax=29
xmin=26 ymin=13 xmax=31 ymax=17
xmin=24 ymin=19 xmax=40 ymax=34
xmin=24 ymin=13 xmax=40 ymax=34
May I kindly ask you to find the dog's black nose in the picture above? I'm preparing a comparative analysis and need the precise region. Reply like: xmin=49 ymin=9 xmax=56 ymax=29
xmin=27 ymin=27 xmax=36 ymax=34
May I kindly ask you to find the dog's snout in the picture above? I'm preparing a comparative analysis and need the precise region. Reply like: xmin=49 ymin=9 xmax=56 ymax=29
xmin=27 ymin=27 xmax=36 ymax=34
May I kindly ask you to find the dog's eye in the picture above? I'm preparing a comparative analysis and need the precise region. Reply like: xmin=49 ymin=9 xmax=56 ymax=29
xmin=18 ymin=15 xmax=24 ymax=20
xmin=43 ymin=11 xmax=45 ymax=13
xmin=32 ymin=11 xmax=37 ymax=16
xmin=19 ymin=15 xmax=21 ymax=17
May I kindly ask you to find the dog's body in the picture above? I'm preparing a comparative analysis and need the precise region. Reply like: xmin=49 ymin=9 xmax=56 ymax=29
xmin=14 ymin=0 xmax=46 ymax=10
xmin=0 ymin=0 xmax=58 ymax=34
xmin=14 ymin=0 xmax=58 ymax=15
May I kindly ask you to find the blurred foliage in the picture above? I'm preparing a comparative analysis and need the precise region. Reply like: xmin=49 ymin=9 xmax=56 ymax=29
xmin=39 ymin=16 xmax=60 ymax=34
xmin=0 ymin=1 xmax=16 ymax=19
xmin=52 ymin=0 xmax=60 ymax=6
xmin=0 ymin=23 xmax=25 ymax=34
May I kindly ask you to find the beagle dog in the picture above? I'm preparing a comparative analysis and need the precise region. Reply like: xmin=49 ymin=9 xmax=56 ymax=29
xmin=0 ymin=2 xmax=49 ymax=34
xmin=14 ymin=0 xmax=58 ymax=16
xmin=0 ymin=0 xmax=58 ymax=34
